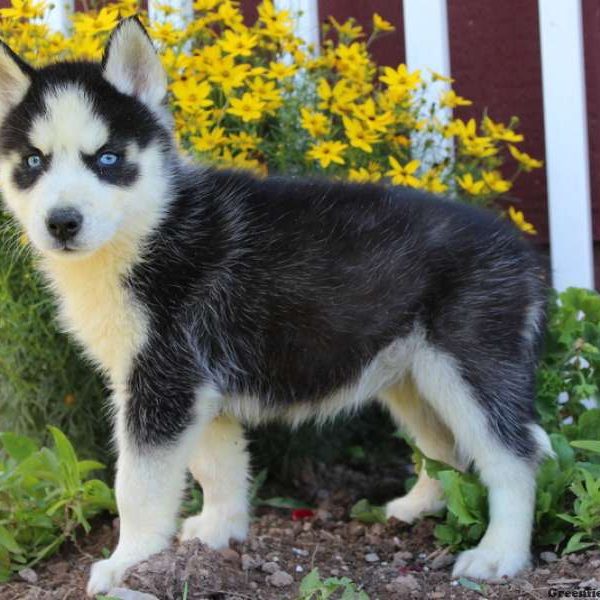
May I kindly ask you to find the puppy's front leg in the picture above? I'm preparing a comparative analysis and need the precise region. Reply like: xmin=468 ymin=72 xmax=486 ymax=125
xmin=86 ymin=398 xmax=207 ymax=596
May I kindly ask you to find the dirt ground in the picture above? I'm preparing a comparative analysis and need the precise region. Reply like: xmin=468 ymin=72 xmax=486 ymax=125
xmin=3 ymin=461 xmax=600 ymax=599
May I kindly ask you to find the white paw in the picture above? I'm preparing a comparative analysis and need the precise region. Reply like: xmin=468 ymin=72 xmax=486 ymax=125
xmin=87 ymin=557 xmax=131 ymax=596
xmin=452 ymin=546 xmax=530 ymax=580
xmin=386 ymin=495 xmax=446 ymax=524
xmin=180 ymin=509 xmax=248 ymax=549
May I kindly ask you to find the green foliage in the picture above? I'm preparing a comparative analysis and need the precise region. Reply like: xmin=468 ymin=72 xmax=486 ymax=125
xmin=536 ymin=288 xmax=600 ymax=431
xmin=349 ymin=499 xmax=387 ymax=525
xmin=0 ymin=215 xmax=109 ymax=461
xmin=298 ymin=568 xmax=369 ymax=600
xmin=0 ymin=427 xmax=115 ymax=580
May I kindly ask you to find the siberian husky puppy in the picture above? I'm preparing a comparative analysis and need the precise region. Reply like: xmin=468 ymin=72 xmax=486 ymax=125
xmin=0 ymin=17 xmax=551 ymax=595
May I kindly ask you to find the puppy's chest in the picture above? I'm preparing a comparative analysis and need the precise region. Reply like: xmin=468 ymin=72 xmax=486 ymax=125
xmin=47 ymin=260 xmax=147 ymax=383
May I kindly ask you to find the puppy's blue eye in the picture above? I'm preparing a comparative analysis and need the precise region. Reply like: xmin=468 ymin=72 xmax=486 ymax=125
xmin=97 ymin=152 xmax=120 ymax=167
xmin=26 ymin=154 xmax=42 ymax=169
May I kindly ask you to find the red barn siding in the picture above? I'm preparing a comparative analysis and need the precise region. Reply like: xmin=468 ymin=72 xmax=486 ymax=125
xmin=583 ymin=1 xmax=600 ymax=247
xmin=319 ymin=0 xmax=405 ymax=66
xmin=241 ymin=0 xmax=260 ymax=24
xmin=447 ymin=1 xmax=549 ymax=243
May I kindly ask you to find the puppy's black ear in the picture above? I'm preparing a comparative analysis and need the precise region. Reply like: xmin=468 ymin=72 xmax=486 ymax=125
xmin=0 ymin=41 xmax=33 ymax=117
xmin=102 ymin=17 xmax=167 ymax=109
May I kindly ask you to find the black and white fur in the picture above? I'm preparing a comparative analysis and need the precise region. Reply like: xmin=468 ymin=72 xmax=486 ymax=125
xmin=0 ymin=18 xmax=552 ymax=595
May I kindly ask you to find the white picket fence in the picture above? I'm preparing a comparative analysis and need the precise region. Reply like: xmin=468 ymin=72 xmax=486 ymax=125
xmin=42 ymin=0 xmax=595 ymax=292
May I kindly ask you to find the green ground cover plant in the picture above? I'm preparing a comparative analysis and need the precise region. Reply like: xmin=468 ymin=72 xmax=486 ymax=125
xmin=0 ymin=426 xmax=115 ymax=580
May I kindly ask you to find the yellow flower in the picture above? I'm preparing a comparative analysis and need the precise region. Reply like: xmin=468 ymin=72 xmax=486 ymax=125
xmin=216 ymin=0 xmax=243 ymax=28
xmin=171 ymin=78 xmax=213 ymax=113
xmin=258 ymin=0 xmax=293 ymax=38
xmin=380 ymin=64 xmax=421 ymax=90
xmin=386 ymin=157 xmax=420 ymax=187
xmin=462 ymin=136 xmax=497 ymax=158
xmin=227 ymin=93 xmax=265 ymax=122
xmin=149 ymin=22 xmax=186 ymax=46
xmin=227 ymin=132 xmax=261 ymax=151
xmin=456 ymin=173 xmax=486 ymax=195
xmin=440 ymin=90 xmax=472 ymax=108
xmin=306 ymin=141 xmax=348 ymax=168
xmin=72 ymin=7 xmax=119 ymax=35
xmin=267 ymin=61 xmax=297 ymax=80
xmin=0 ymin=0 xmax=45 ymax=20
xmin=348 ymin=167 xmax=382 ymax=183
xmin=342 ymin=116 xmax=379 ymax=153
xmin=207 ymin=55 xmax=250 ymax=92
xmin=430 ymin=70 xmax=454 ymax=84
xmin=372 ymin=13 xmax=395 ymax=33
xmin=353 ymin=98 xmax=394 ymax=133
xmin=482 ymin=170 xmax=512 ymax=193
xmin=509 ymin=145 xmax=543 ymax=171
xmin=328 ymin=16 xmax=364 ymax=40
xmin=190 ymin=127 xmax=226 ymax=152
xmin=219 ymin=29 xmax=258 ymax=57
xmin=483 ymin=117 xmax=524 ymax=143
xmin=248 ymin=77 xmax=282 ymax=111
xmin=508 ymin=206 xmax=537 ymax=235
xmin=300 ymin=109 xmax=330 ymax=138
xmin=193 ymin=0 xmax=221 ymax=11
xmin=421 ymin=170 xmax=448 ymax=194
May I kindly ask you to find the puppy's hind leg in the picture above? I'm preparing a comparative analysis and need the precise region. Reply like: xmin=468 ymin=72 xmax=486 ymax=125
xmin=181 ymin=415 xmax=250 ymax=549
xmin=411 ymin=343 xmax=552 ymax=580
xmin=381 ymin=379 xmax=463 ymax=524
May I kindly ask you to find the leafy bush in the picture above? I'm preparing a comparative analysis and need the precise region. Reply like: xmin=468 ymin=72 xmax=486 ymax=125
xmin=0 ymin=214 xmax=109 ymax=461
xmin=0 ymin=427 xmax=115 ymax=580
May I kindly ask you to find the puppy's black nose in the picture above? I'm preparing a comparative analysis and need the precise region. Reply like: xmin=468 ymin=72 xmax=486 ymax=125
xmin=46 ymin=208 xmax=83 ymax=243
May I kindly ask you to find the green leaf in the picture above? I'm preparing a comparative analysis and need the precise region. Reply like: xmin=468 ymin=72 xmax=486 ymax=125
xmin=299 ymin=568 xmax=322 ymax=594
xmin=0 ymin=525 xmax=24 ymax=555
xmin=562 ymin=532 xmax=595 ymax=555
xmin=349 ymin=499 xmax=386 ymax=524
xmin=571 ymin=440 xmax=600 ymax=455
xmin=438 ymin=471 xmax=480 ymax=526
xmin=0 ymin=432 xmax=38 ymax=461
xmin=550 ymin=434 xmax=575 ymax=471
xmin=458 ymin=577 xmax=485 ymax=594
xmin=48 ymin=426 xmax=80 ymax=489
xmin=434 ymin=523 xmax=461 ymax=546
xmin=258 ymin=496 xmax=313 ymax=510
xmin=77 ymin=460 xmax=105 ymax=476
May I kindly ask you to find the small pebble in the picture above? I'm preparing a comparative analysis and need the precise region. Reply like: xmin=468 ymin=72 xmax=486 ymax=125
xmin=269 ymin=570 xmax=294 ymax=588
xmin=580 ymin=579 xmax=600 ymax=589
xmin=220 ymin=548 xmax=240 ymax=563
xmin=292 ymin=547 xmax=309 ymax=557
xmin=365 ymin=552 xmax=380 ymax=563
xmin=262 ymin=561 xmax=280 ymax=574
xmin=295 ymin=565 xmax=304 ymax=572
xmin=388 ymin=574 xmax=421 ymax=594
xmin=430 ymin=552 xmax=455 ymax=570
xmin=18 ymin=568 xmax=38 ymax=584
xmin=241 ymin=553 xmax=258 ymax=571
xmin=569 ymin=554 xmax=585 ymax=564
xmin=540 ymin=551 xmax=558 ymax=563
